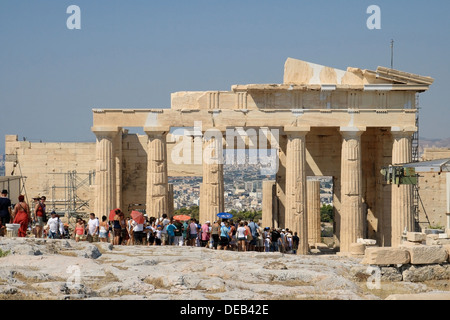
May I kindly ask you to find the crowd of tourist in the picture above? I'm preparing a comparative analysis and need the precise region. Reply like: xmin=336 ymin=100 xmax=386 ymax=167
xmin=0 ymin=192 xmax=300 ymax=254
xmin=102 ymin=209 xmax=301 ymax=254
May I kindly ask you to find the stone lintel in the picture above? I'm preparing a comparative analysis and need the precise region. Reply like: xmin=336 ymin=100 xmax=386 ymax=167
xmin=283 ymin=126 xmax=310 ymax=136
xmin=144 ymin=127 xmax=171 ymax=136
xmin=91 ymin=127 xmax=120 ymax=138
xmin=340 ymin=127 xmax=366 ymax=137
xmin=391 ymin=127 xmax=417 ymax=136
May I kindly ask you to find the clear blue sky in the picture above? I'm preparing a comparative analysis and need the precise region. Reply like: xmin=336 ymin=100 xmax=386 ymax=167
xmin=1 ymin=0 xmax=449 ymax=153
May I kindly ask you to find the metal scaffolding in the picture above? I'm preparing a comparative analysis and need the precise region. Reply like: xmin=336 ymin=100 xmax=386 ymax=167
xmin=412 ymin=93 xmax=421 ymax=231
xmin=50 ymin=171 xmax=95 ymax=225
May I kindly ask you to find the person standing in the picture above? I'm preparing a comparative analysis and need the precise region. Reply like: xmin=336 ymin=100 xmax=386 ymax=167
xmin=236 ymin=222 xmax=247 ymax=252
xmin=211 ymin=221 xmax=220 ymax=250
xmin=248 ymin=219 xmax=258 ymax=251
xmin=99 ymin=216 xmax=109 ymax=243
xmin=155 ymin=225 xmax=162 ymax=245
xmin=0 ymin=190 xmax=12 ymax=235
xmin=126 ymin=217 xmax=134 ymax=246
xmin=217 ymin=221 xmax=230 ymax=250
xmin=256 ymin=223 xmax=264 ymax=252
xmin=74 ymin=218 xmax=85 ymax=242
xmin=243 ymin=221 xmax=252 ymax=251
xmin=46 ymin=211 xmax=63 ymax=239
xmin=173 ymin=219 xmax=183 ymax=246
xmin=228 ymin=220 xmax=237 ymax=251
xmin=188 ymin=219 xmax=198 ymax=246
xmin=292 ymin=232 xmax=299 ymax=254
xmin=166 ymin=219 xmax=177 ymax=246
xmin=112 ymin=210 xmax=121 ymax=245
xmin=12 ymin=195 xmax=30 ymax=237
xmin=87 ymin=213 xmax=99 ymax=243
xmin=182 ymin=220 xmax=189 ymax=246
xmin=131 ymin=217 xmax=145 ymax=245
xmin=119 ymin=212 xmax=128 ymax=245
xmin=157 ymin=214 xmax=170 ymax=245
xmin=34 ymin=196 xmax=47 ymax=238
xmin=270 ymin=228 xmax=280 ymax=252
xmin=200 ymin=221 xmax=211 ymax=247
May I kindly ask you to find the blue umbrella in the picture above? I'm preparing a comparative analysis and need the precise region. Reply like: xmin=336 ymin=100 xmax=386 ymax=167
xmin=217 ymin=212 xmax=233 ymax=219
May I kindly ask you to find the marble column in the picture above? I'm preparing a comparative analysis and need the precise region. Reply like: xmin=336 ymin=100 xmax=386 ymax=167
xmin=391 ymin=129 xmax=414 ymax=247
xmin=262 ymin=180 xmax=276 ymax=229
xmin=145 ymin=129 xmax=169 ymax=218
xmin=200 ymin=131 xmax=224 ymax=224
xmin=92 ymin=128 xmax=119 ymax=219
xmin=307 ymin=179 xmax=321 ymax=247
xmin=285 ymin=128 xmax=309 ymax=255
xmin=340 ymin=128 xmax=365 ymax=253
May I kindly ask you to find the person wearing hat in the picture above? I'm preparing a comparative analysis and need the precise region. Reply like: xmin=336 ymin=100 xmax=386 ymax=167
xmin=0 ymin=190 xmax=12 ymax=235
xmin=46 ymin=211 xmax=62 ymax=239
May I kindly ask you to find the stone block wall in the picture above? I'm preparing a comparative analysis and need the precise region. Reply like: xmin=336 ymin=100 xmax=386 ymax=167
xmin=417 ymin=148 xmax=450 ymax=230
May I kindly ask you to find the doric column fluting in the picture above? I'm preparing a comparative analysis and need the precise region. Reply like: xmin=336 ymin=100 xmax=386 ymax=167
xmin=285 ymin=128 xmax=309 ymax=255
xmin=340 ymin=128 xmax=365 ymax=253
xmin=200 ymin=131 xmax=224 ymax=224
xmin=92 ymin=128 xmax=119 ymax=219
xmin=307 ymin=179 xmax=321 ymax=247
xmin=391 ymin=129 xmax=415 ymax=247
xmin=146 ymin=129 xmax=169 ymax=218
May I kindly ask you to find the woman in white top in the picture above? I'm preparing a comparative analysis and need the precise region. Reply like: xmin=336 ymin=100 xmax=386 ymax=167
xmin=99 ymin=216 xmax=109 ymax=242
xmin=236 ymin=222 xmax=247 ymax=252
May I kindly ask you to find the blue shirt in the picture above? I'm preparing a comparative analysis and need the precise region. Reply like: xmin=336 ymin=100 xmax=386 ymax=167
xmin=166 ymin=224 xmax=176 ymax=237
xmin=248 ymin=221 xmax=257 ymax=237
xmin=220 ymin=226 xmax=230 ymax=238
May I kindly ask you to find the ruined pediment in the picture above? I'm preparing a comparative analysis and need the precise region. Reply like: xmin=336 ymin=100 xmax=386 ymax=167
xmin=283 ymin=57 xmax=434 ymax=87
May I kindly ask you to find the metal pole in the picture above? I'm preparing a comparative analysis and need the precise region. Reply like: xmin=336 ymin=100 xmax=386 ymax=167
xmin=446 ymin=173 xmax=450 ymax=231
xmin=390 ymin=39 xmax=394 ymax=69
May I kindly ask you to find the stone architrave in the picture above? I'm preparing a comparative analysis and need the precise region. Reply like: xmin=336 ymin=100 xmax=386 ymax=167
xmin=145 ymin=129 xmax=169 ymax=218
xmin=307 ymin=179 xmax=321 ymax=247
xmin=391 ymin=129 xmax=415 ymax=247
xmin=285 ymin=127 xmax=309 ymax=255
xmin=339 ymin=127 xmax=365 ymax=253
xmin=200 ymin=130 xmax=224 ymax=224
xmin=92 ymin=127 xmax=119 ymax=218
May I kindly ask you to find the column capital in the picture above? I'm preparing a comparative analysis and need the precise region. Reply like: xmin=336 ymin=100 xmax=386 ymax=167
xmin=340 ymin=126 xmax=366 ymax=138
xmin=91 ymin=127 xmax=120 ymax=138
xmin=144 ymin=126 xmax=170 ymax=136
xmin=391 ymin=127 xmax=416 ymax=138
xmin=283 ymin=126 xmax=310 ymax=136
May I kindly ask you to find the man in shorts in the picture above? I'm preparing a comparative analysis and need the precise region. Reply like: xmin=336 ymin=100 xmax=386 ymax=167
xmin=87 ymin=213 xmax=99 ymax=243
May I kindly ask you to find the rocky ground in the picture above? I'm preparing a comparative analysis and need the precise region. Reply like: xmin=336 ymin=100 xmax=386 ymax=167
xmin=0 ymin=237 xmax=449 ymax=300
